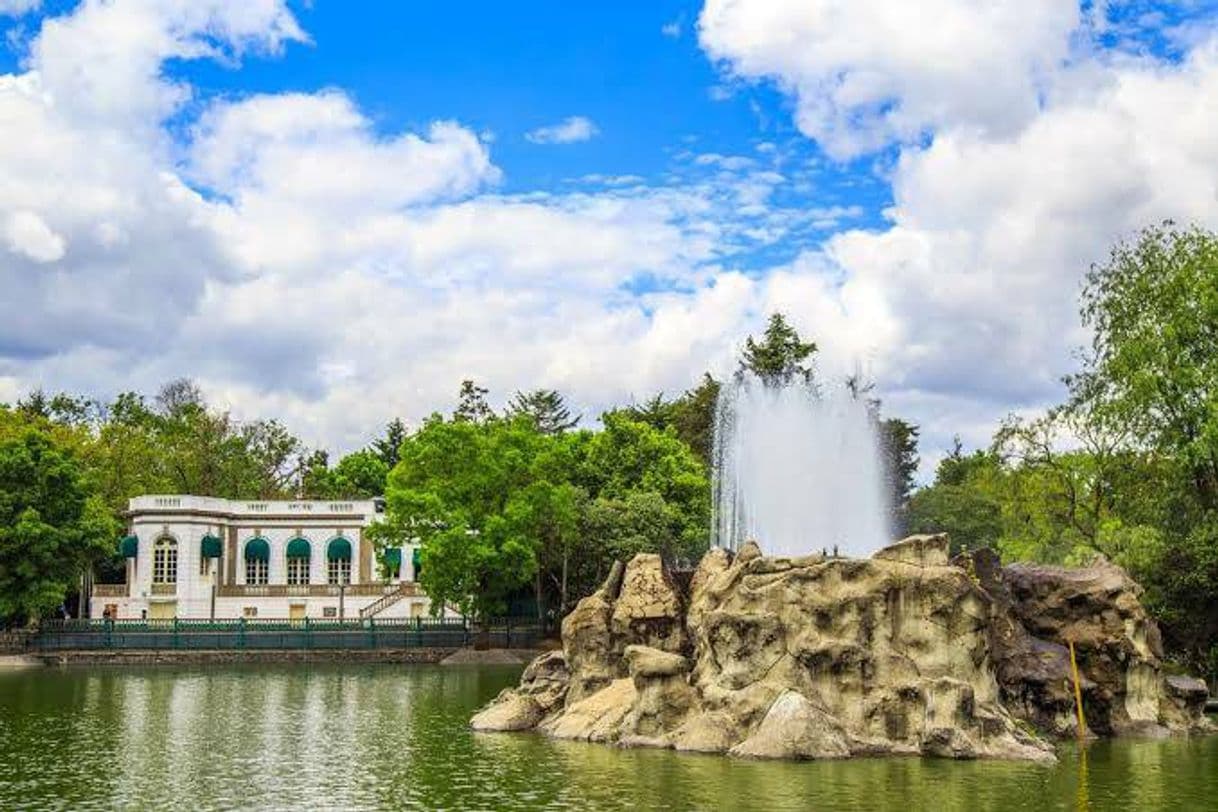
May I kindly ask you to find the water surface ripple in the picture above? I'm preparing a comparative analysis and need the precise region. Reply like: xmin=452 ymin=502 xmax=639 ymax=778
xmin=1 ymin=664 xmax=1215 ymax=811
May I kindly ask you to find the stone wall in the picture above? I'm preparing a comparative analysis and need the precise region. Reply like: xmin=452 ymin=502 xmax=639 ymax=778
xmin=0 ymin=630 xmax=31 ymax=654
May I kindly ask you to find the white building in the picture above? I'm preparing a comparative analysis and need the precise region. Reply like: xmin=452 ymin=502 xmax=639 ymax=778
xmin=91 ymin=495 xmax=433 ymax=621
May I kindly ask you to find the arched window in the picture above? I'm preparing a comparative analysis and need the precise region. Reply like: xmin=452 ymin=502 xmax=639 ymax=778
xmin=153 ymin=537 xmax=177 ymax=584
xmin=245 ymin=537 xmax=270 ymax=586
xmin=327 ymin=537 xmax=352 ymax=585
xmin=286 ymin=538 xmax=311 ymax=586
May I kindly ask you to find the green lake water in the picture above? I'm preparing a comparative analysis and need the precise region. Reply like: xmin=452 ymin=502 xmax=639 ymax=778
xmin=1 ymin=664 xmax=1215 ymax=811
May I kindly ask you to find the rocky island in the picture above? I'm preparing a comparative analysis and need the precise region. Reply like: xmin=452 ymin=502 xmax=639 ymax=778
xmin=472 ymin=535 xmax=1213 ymax=762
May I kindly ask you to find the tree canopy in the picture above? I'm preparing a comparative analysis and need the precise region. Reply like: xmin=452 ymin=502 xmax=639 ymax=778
xmin=0 ymin=428 xmax=115 ymax=624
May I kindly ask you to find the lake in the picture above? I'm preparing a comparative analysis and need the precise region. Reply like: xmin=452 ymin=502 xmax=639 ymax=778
xmin=1 ymin=663 xmax=1215 ymax=811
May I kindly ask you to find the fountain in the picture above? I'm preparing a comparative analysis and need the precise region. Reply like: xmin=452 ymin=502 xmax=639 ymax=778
xmin=712 ymin=373 xmax=890 ymax=558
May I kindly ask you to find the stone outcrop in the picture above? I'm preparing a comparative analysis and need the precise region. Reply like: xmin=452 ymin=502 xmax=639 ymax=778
xmin=473 ymin=538 xmax=1214 ymax=762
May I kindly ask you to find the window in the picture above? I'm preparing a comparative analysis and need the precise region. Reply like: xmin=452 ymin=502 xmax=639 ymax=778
xmin=246 ymin=557 xmax=268 ymax=585
xmin=245 ymin=538 xmax=269 ymax=585
xmin=286 ymin=538 xmax=310 ymax=585
xmin=323 ymin=606 xmax=337 ymax=618
xmin=327 ymin=537 xmax=352 ymax=585
xmin=328 ymin=557 xmax=351 ymax=585
xmin=287 ymin=557 xmax=309 ymax=585
xmin=153 ymin=538 xmax=177 ymax=584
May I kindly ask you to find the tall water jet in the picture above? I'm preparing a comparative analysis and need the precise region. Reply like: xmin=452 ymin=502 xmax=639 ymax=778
xmin=712 ymin=374 xmax=891 ymax=558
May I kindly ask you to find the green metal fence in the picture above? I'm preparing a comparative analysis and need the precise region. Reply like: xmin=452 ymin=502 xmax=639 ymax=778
xmin=30 ymin=617 xmax=540 ymax=651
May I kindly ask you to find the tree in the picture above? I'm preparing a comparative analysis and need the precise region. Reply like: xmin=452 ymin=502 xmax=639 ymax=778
xmin=907 ymin=442 xmax=1004 ymax=555
xmin=1070 ymin=222 xmax=1218 ymax=508
xmin=331 ymin=449 xmax=390 ymax=498
xmin=453 ymin=379 xmax=494 ymax=424
xmin=880 ymin=418 xmax=920 ymax=536
xmin=580 ymin=413 xmax=711 ymax=565
xmin=0 ymin=430 xmax=115 ymax=624
xmin=381 ymin=415 xmax=544 ymax=621
xmin=669 ymin=374 xmax=721 ymax=467
xmin=372 ymin=418 xmax=407 ymax=468
xmin=740 ymin=312 xmax=818 ymax=386
xmin=508 ymin=389 xmax=581 ymax=435
xmin=298 ymin=450 xmax=336 ymax=499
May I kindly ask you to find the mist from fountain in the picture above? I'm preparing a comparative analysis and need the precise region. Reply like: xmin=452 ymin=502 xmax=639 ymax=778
xmin=711 ymin=373 xmax=892 ymax=559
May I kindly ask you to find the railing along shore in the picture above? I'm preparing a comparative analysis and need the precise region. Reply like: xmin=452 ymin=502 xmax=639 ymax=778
xmin=28 ymin=617 xmax=539 ymax=652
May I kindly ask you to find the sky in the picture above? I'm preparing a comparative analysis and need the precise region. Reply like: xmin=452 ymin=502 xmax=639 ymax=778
xmin=1 ymin=1 xmax=1218 ymax=477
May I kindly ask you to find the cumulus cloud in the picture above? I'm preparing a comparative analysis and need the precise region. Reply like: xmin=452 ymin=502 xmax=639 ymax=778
xmin=525 ymin=115 xmax=599 ymax=144
xmin=698 ymin=0 xmax=1078 ymax=158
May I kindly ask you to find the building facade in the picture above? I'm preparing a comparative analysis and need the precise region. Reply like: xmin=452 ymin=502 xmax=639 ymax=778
xmin=91 ymin=495 xmax=433 ymax=621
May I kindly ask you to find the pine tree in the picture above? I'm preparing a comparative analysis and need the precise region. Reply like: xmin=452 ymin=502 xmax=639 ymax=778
xmin=372 ymin=418 xmax=407 ymax=467
xmin=739 ymin=312 xmax=818 ymax=386
xmin=507 ymin=389 xmax=580 ymax=434
xmin=453 ymin=379 xmax=494 ymax=423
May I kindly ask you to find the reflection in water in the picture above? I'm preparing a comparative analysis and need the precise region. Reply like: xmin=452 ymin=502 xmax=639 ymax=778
xmin=0 ymin=665 xmax=1215 ymax=811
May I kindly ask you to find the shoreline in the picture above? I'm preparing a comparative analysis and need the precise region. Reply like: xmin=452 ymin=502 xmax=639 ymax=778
xmin=15 ymin=647 xmax=545 ymax=667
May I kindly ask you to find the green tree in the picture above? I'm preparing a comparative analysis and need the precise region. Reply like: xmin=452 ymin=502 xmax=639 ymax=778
xmin=740 ymin=312 xmax=818 ymax=386
xmin=1070 ymin=222 xmax=1218 ymax=508
xmin=907 ymin=441 xmax=1004 ymax=554
xmin=669 ymin=374 xmax=721 ymax=467
xmin=508 ymin=389 xmax=581 ymax=435
xmin=0 ymin=431 xmax=115 ymax=624
xmin=453 ymin=380 xmax=494 ymax=424
xmin=331 ymin=449 xmax=390 ymax=498
xmin=371 ymin=418 xmax=407 ymax=468
xmin=880 ymin=418 xmax=920 ymax=535
xmin=381 ymin=415 xmax=544 ymax=621
xmin=580 ymin=413 xmax=710 ymax=564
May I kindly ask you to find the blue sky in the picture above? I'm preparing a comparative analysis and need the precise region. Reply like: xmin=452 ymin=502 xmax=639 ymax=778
xmin=1 ymin=1 xmax=1217 ymax=473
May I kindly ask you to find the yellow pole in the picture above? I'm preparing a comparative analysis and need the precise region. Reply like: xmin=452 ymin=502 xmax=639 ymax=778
xmin=1068 ymin=640 xmax=1087 ymax=740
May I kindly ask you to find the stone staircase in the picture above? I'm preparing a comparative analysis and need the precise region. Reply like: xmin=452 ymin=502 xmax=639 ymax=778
xmin=359 ymin=583 xmax=418 ymax=619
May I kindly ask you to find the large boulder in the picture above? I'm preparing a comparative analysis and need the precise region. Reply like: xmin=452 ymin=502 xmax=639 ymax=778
xmin=470 ymin=649 xmax=570 ymax=732
xmin=473 ymin=538 xmax=1213 ymax=761
xmin=997 ymin=557 xmax=1209 ymax=736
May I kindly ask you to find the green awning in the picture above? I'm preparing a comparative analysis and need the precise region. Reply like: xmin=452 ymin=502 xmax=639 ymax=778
xmin=383 ymin=548 xmax=402 ymax=568
xmin=245 ymin=537 xmax=270 ymax=562
xmin=120 ymin=535 xmax=138 ymax=558
xmin=201 ymin=535 xmax=223 ymax=558
xmin=327 ymin=537 xmax=352 ymax=561
xmin=412 ymin=547 xmax=422 ymax=567
xmin=286 ymin=538 xmax=311 ymax=559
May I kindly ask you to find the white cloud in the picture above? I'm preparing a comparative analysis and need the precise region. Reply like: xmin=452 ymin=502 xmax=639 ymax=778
xmin=698 ymin=0 xmax=1078 ymax=158
xmin=4 ymin=210 xmax=65 ymax=262
xmin=0 ymin=0 xmax=39 ymax=16
xmin=661 ymin=19 xmax=682 ymax=38
xmin=525 ymin=115 xmax=599 ymax=145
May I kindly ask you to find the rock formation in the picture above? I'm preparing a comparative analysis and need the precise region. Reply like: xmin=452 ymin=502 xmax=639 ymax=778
xmin=472 ymin=536 xmax=1213 ymax=762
